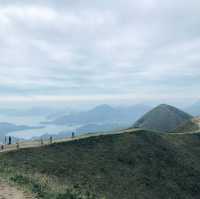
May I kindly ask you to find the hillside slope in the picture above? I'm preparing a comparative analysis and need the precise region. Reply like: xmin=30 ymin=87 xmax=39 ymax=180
xmin=133 ymin=104 xmax=192 ymax=132
xmin=174 ymin=117 xmax=200 ymax=133
xmin=0 ymin=130 xmax=200 ymax=199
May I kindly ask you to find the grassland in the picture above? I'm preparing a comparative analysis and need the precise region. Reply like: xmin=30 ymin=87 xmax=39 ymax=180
xmin=0 ymin=129 xmax=200 ymax=199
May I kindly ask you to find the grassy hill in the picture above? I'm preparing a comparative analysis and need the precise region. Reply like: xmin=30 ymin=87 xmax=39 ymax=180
xmin=133 ymin=104 xmax=192 ymax=132
xmin=0 ymin=129 xmax=200 ymax=199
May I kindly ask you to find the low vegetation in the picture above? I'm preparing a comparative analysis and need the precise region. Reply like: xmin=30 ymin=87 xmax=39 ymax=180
xmin=0 ymin=129 xmax=200 ymax=199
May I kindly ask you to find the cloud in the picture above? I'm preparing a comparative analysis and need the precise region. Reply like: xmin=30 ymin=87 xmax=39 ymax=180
xmin=0 ymin=0 xmax=199 ymax=106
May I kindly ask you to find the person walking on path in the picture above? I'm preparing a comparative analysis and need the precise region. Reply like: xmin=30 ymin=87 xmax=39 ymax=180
xmin=8 ymin=136 xmax=11 ymax=145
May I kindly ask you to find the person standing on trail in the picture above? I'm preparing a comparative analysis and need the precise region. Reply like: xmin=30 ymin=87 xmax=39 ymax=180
xmin=50 ymin=136 xmax=53 ymax=144
xmin=8 ymin=136 xmax=11 ymax=145
xmin=16 ymin=142 xmax=19 ymax=150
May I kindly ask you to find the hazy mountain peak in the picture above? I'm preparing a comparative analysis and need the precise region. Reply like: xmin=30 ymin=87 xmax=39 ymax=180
xmin=157 ymin=104 xmax=171 ymax=108
xmin=91 ymin=104 xmax=114 ymax=112
xmin=156 ymin=104 xmax=179 ymax=110
xmin=44 ymin=104 xmax=150 ymax=126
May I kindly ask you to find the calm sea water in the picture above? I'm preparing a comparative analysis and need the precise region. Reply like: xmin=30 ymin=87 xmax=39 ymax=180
xmin=0 ymin=115 xmax=78 ymax=140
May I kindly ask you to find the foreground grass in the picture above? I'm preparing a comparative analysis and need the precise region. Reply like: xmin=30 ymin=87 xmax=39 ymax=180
xmin=0 ymin=161 xmax=97 ymax=199
xmin=0 ymin=129 xmax=200 ymax=199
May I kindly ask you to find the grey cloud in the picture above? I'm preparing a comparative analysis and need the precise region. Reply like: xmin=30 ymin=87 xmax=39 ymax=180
xmin=0 ymin=0 xmax=199 ymax=105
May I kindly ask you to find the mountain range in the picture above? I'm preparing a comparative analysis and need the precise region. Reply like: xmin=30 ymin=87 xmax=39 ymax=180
xmin=43 ymin=104 xmax=151 ymax=126
xmin=1 ymin=103 xmax=200 ymax=198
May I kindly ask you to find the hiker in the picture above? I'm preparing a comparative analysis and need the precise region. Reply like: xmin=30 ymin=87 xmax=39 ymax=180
xmin=72 ymin=132 xmax=75 ymax=138
xmin=8 ymin=136 xmax=11 ymax=145
xmin=50 ymin=136 xmax=53 ymax=144
xmin=16 ymin=142 xmax=19 ymax=150
xmin=1 ymin=145 xmax=4 ymax=150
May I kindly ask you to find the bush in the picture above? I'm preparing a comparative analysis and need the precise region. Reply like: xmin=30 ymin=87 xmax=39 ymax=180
xmin=56 ymin=190 xmax=81 ymax=199
xmin=10 ymin=174 xmax=29 ymax=185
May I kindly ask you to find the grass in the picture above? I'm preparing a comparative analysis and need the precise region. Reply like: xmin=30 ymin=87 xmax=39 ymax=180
xmin=0 ymin=129 xmax=200 ymax=198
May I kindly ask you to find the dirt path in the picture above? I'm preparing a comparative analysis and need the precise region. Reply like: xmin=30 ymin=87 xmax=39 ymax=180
xmin=0 ymin=181 xmax=34 ymax=199
xmin=3 ymin=127 xmax=200 ymax=153
xmin=0 ymin=128 xmax=133 ymax=153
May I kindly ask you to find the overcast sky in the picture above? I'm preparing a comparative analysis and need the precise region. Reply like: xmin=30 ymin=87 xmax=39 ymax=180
xmin=0 ymin=0 xmax=199 ymax=107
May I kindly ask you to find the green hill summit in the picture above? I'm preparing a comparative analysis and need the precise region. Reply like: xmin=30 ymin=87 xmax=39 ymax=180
xmin=133 ymin=104 xmax=192 ymax=132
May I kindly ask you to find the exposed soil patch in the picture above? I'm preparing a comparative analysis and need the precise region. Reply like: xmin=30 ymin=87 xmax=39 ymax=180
xmin=0 ymin=181 xmax=33 ymax=199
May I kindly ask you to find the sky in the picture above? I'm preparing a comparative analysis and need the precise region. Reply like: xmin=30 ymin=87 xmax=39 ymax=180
xmin=0 ymin=0 xmax=199 ymax=108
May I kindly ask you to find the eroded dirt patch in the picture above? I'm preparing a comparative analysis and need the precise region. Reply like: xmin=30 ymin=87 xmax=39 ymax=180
xmin=0 ymin=181 xmax=33 ymax=199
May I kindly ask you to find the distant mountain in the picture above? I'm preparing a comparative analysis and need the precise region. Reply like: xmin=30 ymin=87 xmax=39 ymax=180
xmin=0 ymin=122 xmax=42 ymax=134
xmin=46 ymin=110 xmax=71 ymax=120
xmin=133 ymin=104 xmax=193 ymax=132
xmin=76 ymin=123 xmax=125 ymax=134
xmin=174 ymin=117 xmax=200 ymax=133
xmin=43 ymin=104 xmax=151 ymax=126
xmin=0 ymin=107 xmax=70 ymax=117
xmin=185 ymin=101 xmax=200 ymax=116
xmin=33 ymin=122 xmax=128 ymax=141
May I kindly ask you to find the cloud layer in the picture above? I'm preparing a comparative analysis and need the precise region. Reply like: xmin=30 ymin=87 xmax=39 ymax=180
xmin=0 ymin=0 xmax=199 ymax=105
